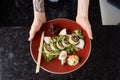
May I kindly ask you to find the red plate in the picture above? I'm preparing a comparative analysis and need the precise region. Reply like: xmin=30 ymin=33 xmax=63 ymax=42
xmin=30 ymin=18 xmax=91 ymax=74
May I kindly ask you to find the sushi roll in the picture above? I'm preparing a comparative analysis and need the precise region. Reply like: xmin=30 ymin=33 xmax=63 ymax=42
xmin=62 ymin=36 xmax=70 ymax=47
xmin=43 ymin=44 xmax=52 ymax=54
xmin=50 ymin=42 xmax=58 ymax=51
xmin=56 ymin=40 xmax=65 ymax=50
xmin=68 ymin=35 xmax=79 ymax=45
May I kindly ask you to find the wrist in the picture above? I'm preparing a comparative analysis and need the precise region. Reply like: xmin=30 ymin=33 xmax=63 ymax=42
xmin=76 ymin=15 xmax=88 ymax=20
xmin=34 ymin=11 xmax=46 ymax=23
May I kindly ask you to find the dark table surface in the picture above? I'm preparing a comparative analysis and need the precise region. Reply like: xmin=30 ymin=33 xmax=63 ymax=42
xmin=0 ymin=25 xmax=120 ymax=80
xmin=0 ymin=0 xmax=120 ymax=80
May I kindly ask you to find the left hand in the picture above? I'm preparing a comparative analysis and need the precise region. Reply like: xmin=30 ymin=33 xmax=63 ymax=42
xmin=76 ymin=16 xmax=93 ymax=39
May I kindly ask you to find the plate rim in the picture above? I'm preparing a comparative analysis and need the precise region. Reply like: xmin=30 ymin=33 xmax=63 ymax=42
xmin=30 ymin=18 xmax=91 ymax=74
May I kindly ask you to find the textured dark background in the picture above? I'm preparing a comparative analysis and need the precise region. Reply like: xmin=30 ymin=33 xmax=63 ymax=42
xmin=0 ymin=0 xmax=102 ymax=26
xmin=0 ymin=0 xmax=120 ymax=80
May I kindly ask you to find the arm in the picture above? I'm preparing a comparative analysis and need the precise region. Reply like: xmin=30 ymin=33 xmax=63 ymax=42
xmin=76 ymin=0 xmax=93 ymax=39
xmin=28 ymin=0 xmax=46 ymax=41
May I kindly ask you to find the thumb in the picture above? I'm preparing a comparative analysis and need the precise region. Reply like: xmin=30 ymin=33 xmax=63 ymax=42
xmin=87 ymin=29 xmax=93 ymax=39
xmin=85 ymin=25 xmax=93 ymax=39
xmin=28 ymin=27 xmax=39 ymax=41
xmin=28 ymin=30 xmax=36 ymax=41
xmin=28 ymin=23 xmax=42 ymax=41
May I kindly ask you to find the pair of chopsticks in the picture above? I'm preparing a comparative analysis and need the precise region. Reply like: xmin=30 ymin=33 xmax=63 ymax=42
xmin=35 ymin=31 xmax=44 ymax=73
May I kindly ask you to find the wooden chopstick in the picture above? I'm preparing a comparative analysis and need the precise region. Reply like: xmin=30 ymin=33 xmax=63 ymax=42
xmin=35 ymin=31 xmax=44 ymax=73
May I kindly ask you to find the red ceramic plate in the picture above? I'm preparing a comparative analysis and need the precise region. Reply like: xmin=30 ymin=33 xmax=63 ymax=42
xmin=30 ymin=18 xmax=91 ymax=74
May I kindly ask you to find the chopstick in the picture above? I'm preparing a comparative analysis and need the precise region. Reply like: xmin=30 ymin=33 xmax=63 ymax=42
xmin=35 ymin=31 xmax=44 ymax=73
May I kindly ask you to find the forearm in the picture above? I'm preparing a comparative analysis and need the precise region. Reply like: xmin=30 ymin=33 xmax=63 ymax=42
xmin=77 ymin=0 xmax=90 ymax=18
xmin=33 ymin=0 xmax=45 ymax=12
xmin=32 ymin=0 xmax=46 ymax=21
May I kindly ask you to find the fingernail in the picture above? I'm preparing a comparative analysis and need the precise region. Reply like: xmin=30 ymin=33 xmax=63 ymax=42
xmin=91 ymin=36 xmax=93 ymax=40
xmin=28 ymin=38 xmax=31 ymax=41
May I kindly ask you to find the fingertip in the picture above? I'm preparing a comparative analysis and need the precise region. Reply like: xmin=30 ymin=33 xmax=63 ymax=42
xmin=87 ymin=30 xmax=93 ymax=40
xmin=28 ymin=33 xmax=32 ymax=41
xmin=28 ymin=33 xmax=34 ymax=41
xmin=28 ymin=35 xmax=34 ymax=41
xmin=89 ymin=35 xmax=93 ymax=40
xmin=28 ymin=37 xmax=31 ymax=41
xmin=88 ymin=33 xmax=93 ymax=40
xmin=91 ymin=37 xmax=93 ymax=40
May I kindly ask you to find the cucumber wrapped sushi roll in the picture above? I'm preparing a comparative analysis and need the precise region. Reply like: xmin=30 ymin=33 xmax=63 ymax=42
xmin=50 ymin=42 xmax=58 ymax=51
xmin=68 ymin=35 xmax=79 ymax=45
xmin=43 ymin=44 xmax=52 ymax=54
xmin=43 ymin=43 xmax=58 ymax=61
xmin=56 ymin=40 xmax=65 ymax=50
xmin=62 ymin=36 xmax=70 ymax=47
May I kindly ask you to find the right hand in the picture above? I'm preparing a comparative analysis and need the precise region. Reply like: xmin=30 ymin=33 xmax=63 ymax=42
xmin=28 ymin=12 xmax=46 ymax=41
xmin=76 ymin=16 xmax=93 ymax=39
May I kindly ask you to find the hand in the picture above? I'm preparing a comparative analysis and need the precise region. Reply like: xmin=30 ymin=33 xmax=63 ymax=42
xmin=28 ymin=12 xmax=46 ymax=41
xmin=76 ymin=16 xmax=93 ymax=39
